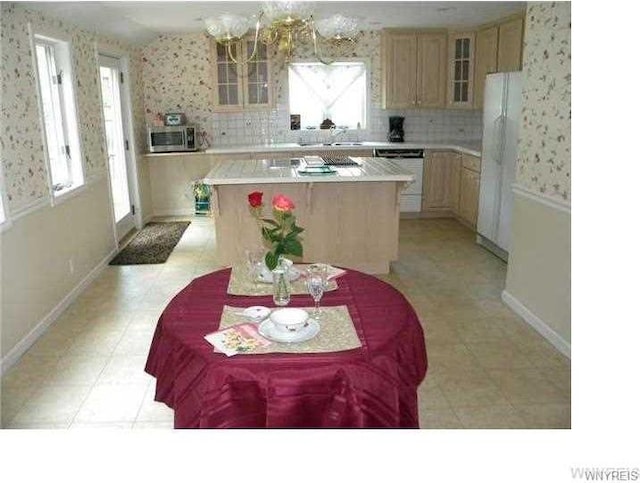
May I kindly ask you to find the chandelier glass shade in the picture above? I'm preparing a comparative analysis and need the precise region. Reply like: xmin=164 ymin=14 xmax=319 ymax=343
xmin=204 ymin=2 xmax=360 ymax=64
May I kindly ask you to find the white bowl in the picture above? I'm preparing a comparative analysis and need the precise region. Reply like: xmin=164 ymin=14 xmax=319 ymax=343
xmin=269 ymin=308 xmax=309 ymax=333
xmin=242 ymin=306 xmax=271 ymax=323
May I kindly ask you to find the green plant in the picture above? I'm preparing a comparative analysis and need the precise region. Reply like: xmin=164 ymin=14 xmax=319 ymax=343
xmin=193 ymin=181 xmax=211 ymax=201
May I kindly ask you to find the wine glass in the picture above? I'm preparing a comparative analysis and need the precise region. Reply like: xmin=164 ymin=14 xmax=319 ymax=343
xmin=245 ymin=248 xmax=263 ymax=287
xmin=306 ymin=272 xmax=325 ymax=320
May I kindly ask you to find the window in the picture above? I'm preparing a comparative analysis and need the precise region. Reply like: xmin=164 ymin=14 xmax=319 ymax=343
xmin=288 ymin=61 xmax=367 ymax=130
xmin=33 ymin=35 xmax=83 ymax=196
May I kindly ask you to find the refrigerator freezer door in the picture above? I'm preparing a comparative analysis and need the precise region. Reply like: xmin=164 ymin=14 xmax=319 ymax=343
xmin=477 ymin=73 xmax=507 ymax=244
xmin=496 ymin=72 xmax=522 ymax=250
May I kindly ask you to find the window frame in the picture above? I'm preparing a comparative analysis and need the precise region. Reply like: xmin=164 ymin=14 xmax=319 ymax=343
xmin=31 ymin=28 xmax=85 ymax=203
xmin=0 ymin=160 xmax=11 ymax=232
xmin=287 ymin=58 xmax=370 ymax=131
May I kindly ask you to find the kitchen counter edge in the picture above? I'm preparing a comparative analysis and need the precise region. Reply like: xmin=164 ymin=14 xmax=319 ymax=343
xmin=143 ymin=140 xmax=482 ymax=159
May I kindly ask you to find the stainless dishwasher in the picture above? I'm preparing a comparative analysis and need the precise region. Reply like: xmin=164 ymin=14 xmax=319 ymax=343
xmin=373 ymin=148 xmax=424 ymax=213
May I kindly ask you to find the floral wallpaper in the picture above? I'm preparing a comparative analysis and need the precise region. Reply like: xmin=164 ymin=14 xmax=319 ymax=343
xmin=517 ymin=1 xmax=571 ymax=203
xmin=0 ymin=4 xmax=50 ymax=207
xmin=0 ymin=3 xmax=144 ymax=214
xmin=141 ymin=30 xmax=383 ymax=128
xmin=141 ymin=33 xmax=214 ymax=129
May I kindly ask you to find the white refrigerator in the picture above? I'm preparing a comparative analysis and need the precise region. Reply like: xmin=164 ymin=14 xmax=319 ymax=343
xmin=477 ymin=71 xmax=523 ymax=260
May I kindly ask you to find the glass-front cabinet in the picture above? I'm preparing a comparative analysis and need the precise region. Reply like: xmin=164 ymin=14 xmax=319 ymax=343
xmin=211 ymin=37 xmax=272 ymax=111
xmin=447 ymin=32 xmax=475 ymax=109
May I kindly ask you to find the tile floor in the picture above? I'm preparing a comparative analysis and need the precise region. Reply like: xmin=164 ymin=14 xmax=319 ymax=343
xmin=1 ymin=217 xmax=570 ymax=429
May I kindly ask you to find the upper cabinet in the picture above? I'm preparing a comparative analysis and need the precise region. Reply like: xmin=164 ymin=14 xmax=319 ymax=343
xmin=211 ymin=38 xmax=273 ymax=111
xmin=383 ymin=13 xmax=524 ymax=112
xmin=474 ymin=15 xmax=524 ymax=108
xmin=447 ymin=32 xmax=475 ymax=109
xmin=497 ymin=16 xmax=524 ymax=72
xmin=473 ymin=26 xmax=498 ymax=109
xmin=382 ymin=30 xmax=447 ymax=109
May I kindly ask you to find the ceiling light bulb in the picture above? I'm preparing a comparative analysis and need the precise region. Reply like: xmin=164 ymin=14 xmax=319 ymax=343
xmin=205 ymin=13 xmax=252 ymax=41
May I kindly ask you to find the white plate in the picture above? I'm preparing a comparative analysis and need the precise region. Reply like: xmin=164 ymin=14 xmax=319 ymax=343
xmin=258 ymin=318 xmax=320 ymax=343
xmin=258 ymin=266 xmax=301 ymax=284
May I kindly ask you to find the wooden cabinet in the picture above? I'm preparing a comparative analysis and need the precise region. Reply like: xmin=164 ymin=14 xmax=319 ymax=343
xmin=449 ymin=153 xmax=462 ymax=212
xmin=211 ymin=38 xmax=273 ymax=111
xmin=473 ymin=26 xmax=498 ymax=109
xmin=422 ymin=151 xmax=481 ymax=228
xmin=473 ymin=15 xmax=523 ymax=108
xmin=382 ymin=30 xmax=447 ymax=109
xmin=497 ymin=17 xmax=524 ymax=72
xmin=447 ymin=32 xmax=475 ymax=109
xmin=422 ymin=151 xmax=456 ymax=211
xmin=457 ymin=154 xmax=481 ymax=228
xmin=416 ymin=33 xmax=448 ymax=108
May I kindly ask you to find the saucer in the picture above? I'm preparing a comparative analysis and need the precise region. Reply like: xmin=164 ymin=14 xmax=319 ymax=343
xmin=258 ymin=266 xmax=301 ymax=284
xmin=258 ymin=318 xmax=320 ymax=343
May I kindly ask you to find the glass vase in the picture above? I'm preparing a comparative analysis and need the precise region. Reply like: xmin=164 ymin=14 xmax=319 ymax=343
xmin=272 ymin=259 xmax=291 ymax=306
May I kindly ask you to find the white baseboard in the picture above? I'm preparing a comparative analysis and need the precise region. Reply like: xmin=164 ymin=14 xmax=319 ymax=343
xmin=0 ymin=247 xmax=118 ymax=376
xmin=501 ymin=290 xmax=571 ymax=359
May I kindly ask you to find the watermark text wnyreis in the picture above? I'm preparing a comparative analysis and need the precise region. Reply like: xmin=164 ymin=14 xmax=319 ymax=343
xmin=571 ymin=468 xmax=640 ymax=481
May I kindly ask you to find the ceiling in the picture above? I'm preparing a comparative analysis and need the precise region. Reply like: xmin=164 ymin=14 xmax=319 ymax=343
xmin=19 ymin=1 xmax=526 ymax=44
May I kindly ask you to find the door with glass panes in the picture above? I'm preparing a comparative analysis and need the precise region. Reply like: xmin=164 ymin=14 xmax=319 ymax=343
xmin=99 ymin=55 xmax=135 ymax=240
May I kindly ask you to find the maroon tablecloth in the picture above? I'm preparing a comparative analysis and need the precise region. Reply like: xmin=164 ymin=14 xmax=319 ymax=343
xmin=144 ymin=268 xmax=428 ymax=428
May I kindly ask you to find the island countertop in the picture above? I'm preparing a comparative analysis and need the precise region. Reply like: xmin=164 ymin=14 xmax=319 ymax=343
xmin=202 ymin=157 xmax=414 ymax=185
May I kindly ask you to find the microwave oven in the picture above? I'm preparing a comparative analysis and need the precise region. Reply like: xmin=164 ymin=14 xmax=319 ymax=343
xmin=147 ymin=125 xmax=197 ymax=153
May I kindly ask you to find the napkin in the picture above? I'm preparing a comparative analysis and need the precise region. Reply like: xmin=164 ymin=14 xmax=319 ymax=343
xmin=325 ymin=265 xmax=347 ymax=280
xmin=205 ymin=323 xmax=272 ymax=357
xmin=297 ymin=264 xmax=346 ymax=280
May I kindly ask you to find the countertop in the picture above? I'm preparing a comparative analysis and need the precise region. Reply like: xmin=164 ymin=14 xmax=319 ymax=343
xmin=145 ymin=139 xmax=483 ymax=158
xmin=202 ymin=157 xmax=414 ymax=185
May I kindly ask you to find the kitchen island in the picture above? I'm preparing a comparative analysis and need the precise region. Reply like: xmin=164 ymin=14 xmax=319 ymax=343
xmin=202 ymin=157 xmax=413 ymax=274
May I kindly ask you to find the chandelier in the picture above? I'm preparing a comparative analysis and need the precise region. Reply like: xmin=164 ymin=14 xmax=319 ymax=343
xmin=204 ymin=2 xmax=360 ymax=64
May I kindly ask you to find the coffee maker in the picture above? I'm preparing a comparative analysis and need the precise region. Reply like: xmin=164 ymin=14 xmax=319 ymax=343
xmin=388 ymin=116 xmax=405 ymax=143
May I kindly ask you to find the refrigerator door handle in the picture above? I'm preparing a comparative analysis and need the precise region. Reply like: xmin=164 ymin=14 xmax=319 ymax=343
xmin=491 ymin=114 xmax=504 ymax=165
xmin=491 ymin=114 xmax=506 ymax=165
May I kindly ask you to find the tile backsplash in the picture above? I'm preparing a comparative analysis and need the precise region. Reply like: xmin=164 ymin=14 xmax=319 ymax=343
xmin=209 ymin=106 xmax=483 ymax=147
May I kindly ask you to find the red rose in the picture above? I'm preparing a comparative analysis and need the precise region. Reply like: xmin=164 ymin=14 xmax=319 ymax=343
xmin=248 ymin=191 xmax=263 ymax=208
xmin=272 ymin=194 xmax=295 ymax=212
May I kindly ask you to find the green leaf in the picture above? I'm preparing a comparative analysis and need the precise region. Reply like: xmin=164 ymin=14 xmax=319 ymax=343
xmin=282 ymin=238 xmax=303 ymax=257
xmin=261 ymin=218 xmax=279 ymax=227
xmin=264 ymin=251 xmax=278 ymax=271
xmin=289 ymin=225 xmax=304 ymax=235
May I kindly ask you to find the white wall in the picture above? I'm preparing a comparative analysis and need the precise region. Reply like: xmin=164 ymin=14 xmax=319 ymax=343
xmin=1 ymin=178 xmax=117 ymax=358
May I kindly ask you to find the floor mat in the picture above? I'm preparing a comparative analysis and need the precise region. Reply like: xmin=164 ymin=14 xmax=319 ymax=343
xmin=109 ymin=221 xmax=191 ymax=265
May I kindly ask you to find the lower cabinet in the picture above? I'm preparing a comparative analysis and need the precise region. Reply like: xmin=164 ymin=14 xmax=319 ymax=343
xmin=458 ymin=166 xmax=480 ymax=227
xmin=422 ymin=150 xmax=481 ymax=228
xmin=422 ymin=151 xmax=456 ymax=211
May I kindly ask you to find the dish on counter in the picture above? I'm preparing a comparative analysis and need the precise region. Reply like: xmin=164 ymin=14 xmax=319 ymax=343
xmin=297 ymin=166 xmax=337 ymax=175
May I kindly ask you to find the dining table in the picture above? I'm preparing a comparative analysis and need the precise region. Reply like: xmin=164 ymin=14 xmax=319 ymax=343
xmin=144 ymin=267 xmax=428 ymax=428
